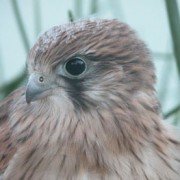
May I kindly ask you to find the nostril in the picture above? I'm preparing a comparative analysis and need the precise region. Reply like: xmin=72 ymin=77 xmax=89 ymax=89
xmin=39 ymin=76 xmax=44 ymax=83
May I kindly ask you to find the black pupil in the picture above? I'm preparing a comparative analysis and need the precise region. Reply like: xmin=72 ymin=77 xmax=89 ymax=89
xmin=65 ymin=58 xmax=86 ymax=76
xmin=39 ymin=76 xmax=44 ymax=82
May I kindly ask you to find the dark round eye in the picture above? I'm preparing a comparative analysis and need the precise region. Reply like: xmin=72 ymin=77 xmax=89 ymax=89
xmin=65 ymin=57 xmax=86 ymax=76
xmin=39 ymin=76 xmax=44 ymax=82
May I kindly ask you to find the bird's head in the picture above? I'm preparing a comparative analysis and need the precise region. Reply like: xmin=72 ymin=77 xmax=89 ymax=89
xmin=26 ymin=19 xmax=155 ymax=112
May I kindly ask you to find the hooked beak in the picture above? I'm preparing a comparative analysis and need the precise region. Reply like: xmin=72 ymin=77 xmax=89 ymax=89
xmin=25 ymin=74 xmax=56 ymax=104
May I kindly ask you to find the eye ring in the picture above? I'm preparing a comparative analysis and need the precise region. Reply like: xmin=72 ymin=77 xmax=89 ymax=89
xmin=64 ymin=57 xmax=87 ymax=77
xmin=39 ymin=76 xmax=44 ymax=82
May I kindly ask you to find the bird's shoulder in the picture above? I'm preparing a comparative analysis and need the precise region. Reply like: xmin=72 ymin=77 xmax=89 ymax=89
xmin=0 ymin=87 xmax=25 ymax=174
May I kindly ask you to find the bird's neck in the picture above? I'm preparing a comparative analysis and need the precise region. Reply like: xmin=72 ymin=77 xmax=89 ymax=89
xmin=13 ymin=90 xmax=168 ymax=154
xmin=31 ymin=91 xmax=168 ymax=159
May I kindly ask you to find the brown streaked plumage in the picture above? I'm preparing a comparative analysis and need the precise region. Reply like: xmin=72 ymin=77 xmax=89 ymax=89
xmin=0 ymin=19 xmax=180 ymax=180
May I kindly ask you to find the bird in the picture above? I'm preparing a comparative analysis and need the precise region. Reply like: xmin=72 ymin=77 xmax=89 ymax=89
xmin=0 ymin=19 xmax=180 ymax=180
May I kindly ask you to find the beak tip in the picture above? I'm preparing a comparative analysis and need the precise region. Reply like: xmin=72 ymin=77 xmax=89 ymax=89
xmin=25 ymin=74 xmax=52 ymax=103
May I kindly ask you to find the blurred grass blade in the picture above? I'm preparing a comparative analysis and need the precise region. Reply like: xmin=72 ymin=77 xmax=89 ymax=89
xmin=10 ymin=0 xmax=30 ymax=51
xmin=91 ymin=0 xmax=98 ymax=14
xmin=33 ymin=0 xmax=41 ymax=37
xmin=173 ymin=111 xmax=180 ymax=126
xmin=0 ymin=0 xmax=30 ymax=97
xmin=164 ymin=104 xmax=180 ymax=119
xmin=68 ymin=10 xmax=75 ymax=22
xmin=165 ymin=0 xmax=180 ymax=76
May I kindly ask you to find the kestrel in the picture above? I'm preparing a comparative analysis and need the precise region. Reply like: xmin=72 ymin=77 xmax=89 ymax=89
xmin=0 ymin=19 xmax=180 ymax=180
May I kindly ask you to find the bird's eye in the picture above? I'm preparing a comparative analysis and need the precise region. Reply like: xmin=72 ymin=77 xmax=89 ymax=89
xmin=65 ymin=57 xmax=86 ymax=76
xmin=39 ymin=76 xmax=44 ymax=83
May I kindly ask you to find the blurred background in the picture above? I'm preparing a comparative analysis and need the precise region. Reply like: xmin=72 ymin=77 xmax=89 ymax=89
xmin=0 ymin=0 xmax=179 ymax=125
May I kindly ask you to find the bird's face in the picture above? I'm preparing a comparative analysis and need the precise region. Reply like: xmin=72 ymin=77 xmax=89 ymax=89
xmin=26 ymin=20 xmax=155 ymax=112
